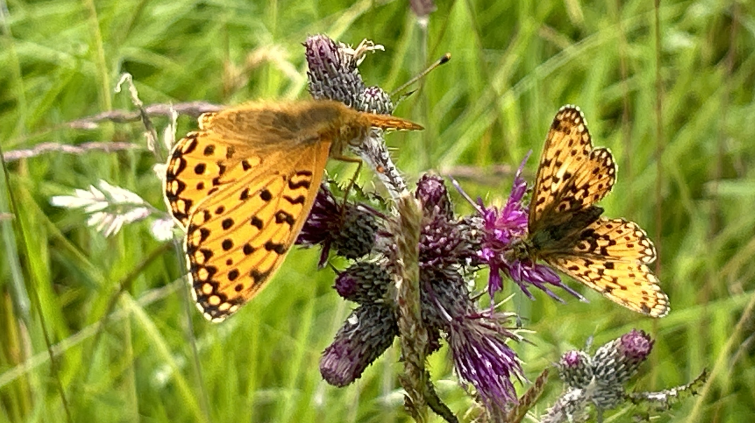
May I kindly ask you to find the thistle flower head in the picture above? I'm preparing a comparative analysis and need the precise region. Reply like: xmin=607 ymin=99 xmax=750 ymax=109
xmin=416 ymin=270 xmax=524 ymax=409
xmin=305 ymin=35 xmax=366 ymax=107
xmin=358 ymin=86 xmax=394 ymax=115
xmin=618 ymin=329 xmax=655 ymax=364
xmin=557 ymin=350 xmax=594 ymax=389
xmin=473 ymin=155 xmax=584 ymax=302
xmin=334 ymin=261 xmax=392 ymax=304
xmin=304 ymin=35 xmax=393 ymax=114
xmin=319 ymin=303 xmax=398 ymax=387
xmin=416 ymin=173 xmax=453 ymax=218
xmin=544 ymin=329 xmax=660 ymax=421
xmin=593 ymin=329 xmax=654 ymax=386
xmin=296 ymin=185 xmax=379 ymax=266
xmin=412 ymin=175 xmax=478 ymax=270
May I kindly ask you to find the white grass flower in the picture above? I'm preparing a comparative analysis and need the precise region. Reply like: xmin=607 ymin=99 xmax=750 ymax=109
xmin=51 ymin=180 xmax=153 ymax=237
xmin=150 ymin=217 xmax=176 ymax=241
xmin=51 ymin=184 xmax=108 ymax=211
xmin=153 ymin=163 xmax=167 ymax=183
xmin=163 ymin=106 xmax=178 ymax=150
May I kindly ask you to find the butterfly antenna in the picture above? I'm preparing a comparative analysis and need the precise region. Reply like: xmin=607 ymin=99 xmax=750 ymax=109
xmin=390 ymin=53 xmax=451 ymax=99
xmin=392 ymin=89 xmax=417 ymax=106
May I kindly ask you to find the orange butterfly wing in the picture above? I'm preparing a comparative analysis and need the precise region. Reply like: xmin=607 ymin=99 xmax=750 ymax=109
xmin=165 ymin=112 xmax=228 ymax=227
xmin=165 ymin=107 xmax=332 ymax=322
xmin=183 ymin=139 xmax=329 ymax=321
xmin=530 ymin=106 xmax=615 ymax=235
xmin=164 ymin=101 xmax=422 ymax=321
xmin=544 ymin=218 xmax=669 ymax=317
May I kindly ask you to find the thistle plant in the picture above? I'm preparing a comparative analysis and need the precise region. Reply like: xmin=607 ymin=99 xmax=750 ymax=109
xmin=542 ymin=330 xmax=708 ymax=423
xmin=297 ymin=34 xmax=705 ymax=421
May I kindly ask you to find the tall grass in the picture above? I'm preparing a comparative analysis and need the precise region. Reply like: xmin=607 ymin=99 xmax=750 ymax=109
xmin=1 ymin=0 xmax=753 ymax=421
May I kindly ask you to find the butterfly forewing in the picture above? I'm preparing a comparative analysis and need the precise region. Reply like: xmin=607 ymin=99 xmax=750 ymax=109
xmin=530 ymin=106 xmax=593 ymax=227
xmin=527 ymin=105 xmax=669 ymax=317
xmin=562 ymin=148 xmax=615 ymax=210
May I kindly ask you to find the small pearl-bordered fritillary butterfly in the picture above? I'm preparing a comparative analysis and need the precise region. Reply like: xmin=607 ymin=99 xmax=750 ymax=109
xmin=523 ymin=105 xmax=669 ymax=317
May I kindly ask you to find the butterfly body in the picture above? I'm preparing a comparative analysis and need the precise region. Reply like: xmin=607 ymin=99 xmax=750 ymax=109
xmin=528 ymin=206 xmax=604 ymax=255
xmin=164 ymin=99 xmax=421 ymax=322
xmin=524 ymin=105 xmax=669 ymax=317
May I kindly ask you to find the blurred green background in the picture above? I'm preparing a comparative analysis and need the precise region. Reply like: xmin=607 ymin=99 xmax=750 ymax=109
xmin=1 ymin=0 xmax=753 ymax=421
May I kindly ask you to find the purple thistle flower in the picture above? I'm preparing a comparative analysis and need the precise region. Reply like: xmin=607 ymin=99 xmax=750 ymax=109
xmin=416 ymin=173 xmax=453 ymax=218
xmin=442 ymin=303 xmax=524 ymax=409
xmin=618 ymin=329 xmax=655 ymax=363
xmin=304 ymin=34 xmax=394 ymax=114
xmin=592 ymin=329 xmax=654 ymax=386
xmin=422 ymin=274 xmax=524 ymax=410
xmin=414 ymin=176 xmax=478 ymax=270
xmin=472 ymin=154 xmax=584 ymax=302
xmin=304 ymin=35 xmax=365 ymax=107
xmin=545 ymin=329 xmax=661 ymax=421
xmin=316 ymin=173 xmax=541 ymax=415
xmin=557 ymin=350 xmax=593 ymax=389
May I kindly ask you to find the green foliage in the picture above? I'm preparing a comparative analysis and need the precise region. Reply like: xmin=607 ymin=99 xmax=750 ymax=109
xmin=1 ymin=0 xmax=752 ymax=421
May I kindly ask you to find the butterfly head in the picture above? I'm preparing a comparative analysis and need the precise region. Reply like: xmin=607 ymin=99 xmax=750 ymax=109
xmin=327 ymin=120 xmax=371 ymax=158
xmin=340 ymin=121 xmax=371 ymax=146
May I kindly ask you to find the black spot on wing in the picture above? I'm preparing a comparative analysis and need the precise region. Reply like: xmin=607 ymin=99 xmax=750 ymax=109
xmin=284 ymin=195 xmax=306 ymax=205
xmin=264 ymin=241 xmax=287 ymax=254
xmin=275 ymin=210 xmax=295 ymax=227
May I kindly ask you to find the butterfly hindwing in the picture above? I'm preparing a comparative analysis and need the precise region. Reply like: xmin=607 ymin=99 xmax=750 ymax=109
xmin=572 ymin=218 xmax=657 ymax=264
xmin=546 ymin=255 xmax=668 ymax=317
xmin=544 ymin=218 xmax=668 ymax=317
xmin=165 ymin=114 xmax=246 ymax=228
xmin=184 ymin=142 xmax=331 ymax=322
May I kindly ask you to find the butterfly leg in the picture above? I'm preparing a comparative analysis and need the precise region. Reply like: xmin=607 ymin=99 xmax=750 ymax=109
xmin=331 ymin=154 xmax=363 ymax=208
